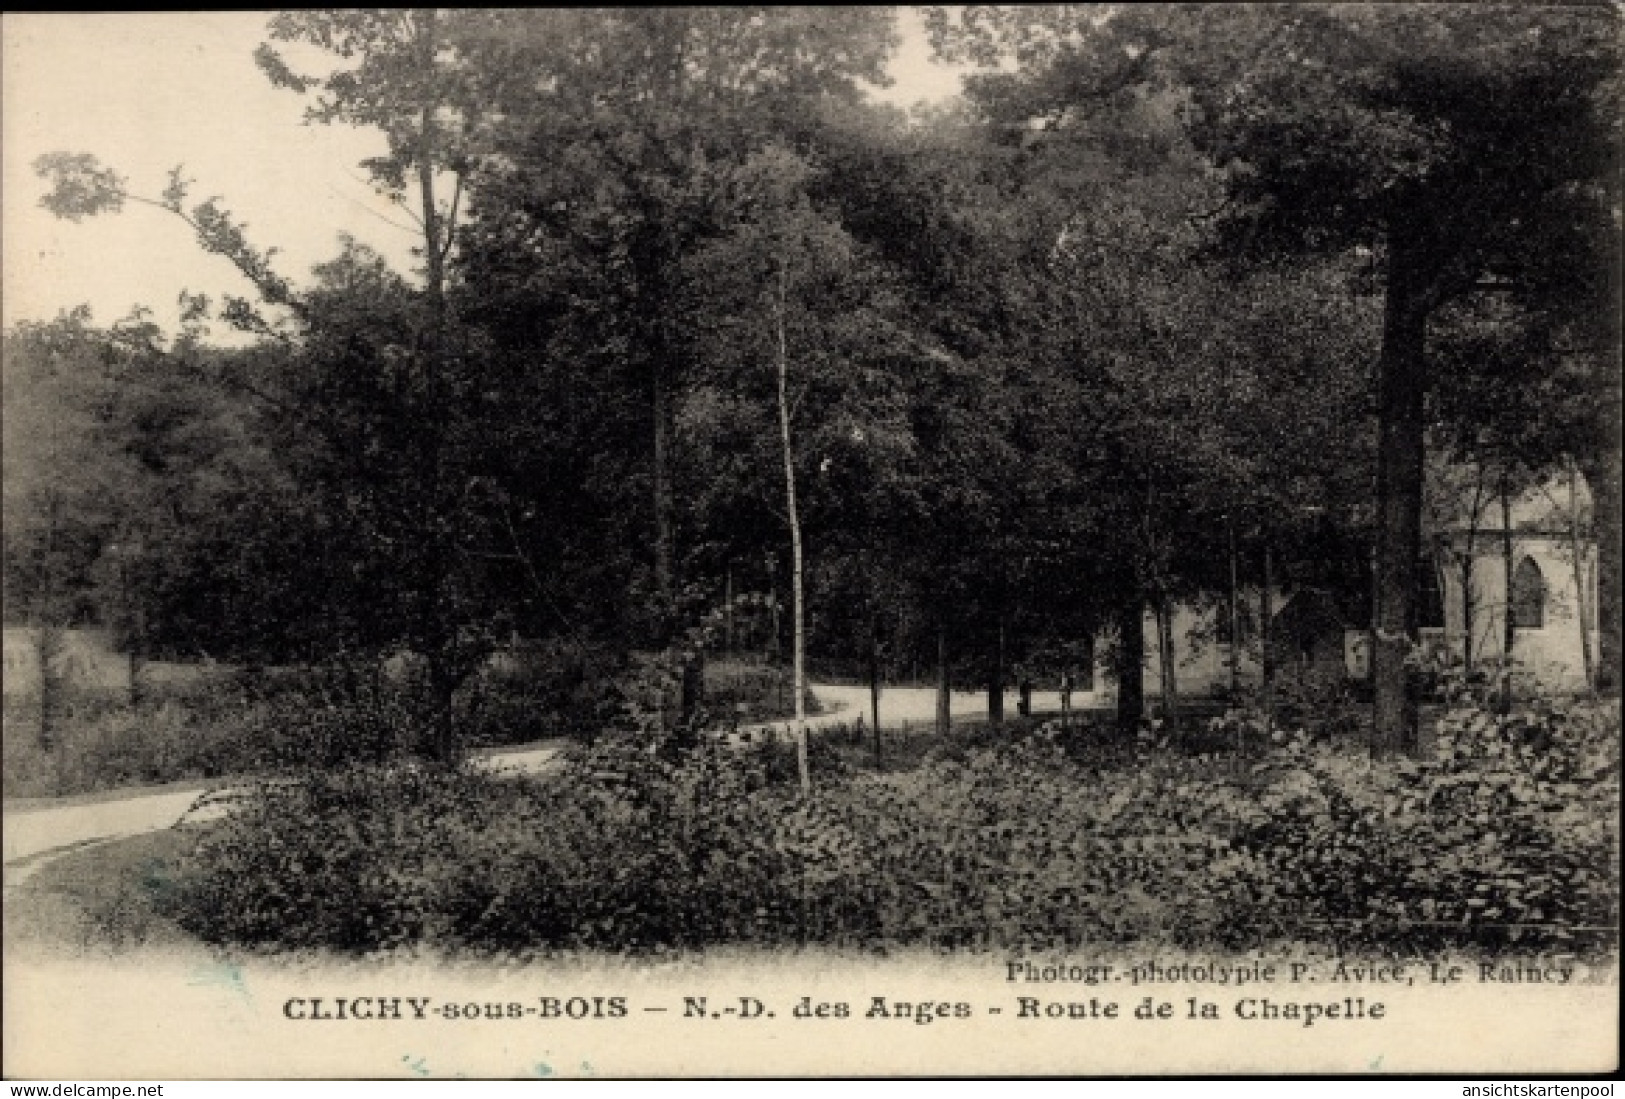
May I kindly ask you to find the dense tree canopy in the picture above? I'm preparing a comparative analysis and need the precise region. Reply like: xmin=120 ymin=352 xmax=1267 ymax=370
xmin=14 ymin=7 xmax=1619 ymax=758
xmin=929 ymin=1 xmax=1621 ymax=741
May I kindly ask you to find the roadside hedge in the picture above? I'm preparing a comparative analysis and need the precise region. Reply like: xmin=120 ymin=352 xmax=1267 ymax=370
xmin=167 ymin=693 xmax=1619 ymax=957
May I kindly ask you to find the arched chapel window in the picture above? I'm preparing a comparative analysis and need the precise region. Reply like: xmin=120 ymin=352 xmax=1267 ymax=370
xmin=1510 ymin=556 xmax=1545 ymax=630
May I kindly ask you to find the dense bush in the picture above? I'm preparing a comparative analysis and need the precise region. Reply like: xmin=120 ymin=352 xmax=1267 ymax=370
xmin=167 ymin=689 xmax=1618 ymax=956
xmin=2 ymin=657 xmax=613 ymax=798
xmin=702 ymin=657 xmax=822 ymax=724
xmin=168 ymin=740 xmax=804 ymax=951
xmin=1237 ymin=690 xmax=1619 ymax=951
xmin=5 ymin=679 xmax=256 ymax=798
xmin=2 ymin=669 xmax=431 ymax=798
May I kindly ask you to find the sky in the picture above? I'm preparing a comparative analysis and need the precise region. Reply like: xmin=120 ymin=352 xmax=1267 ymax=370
xmin=2 ymin=10 xmax=976 ymax=339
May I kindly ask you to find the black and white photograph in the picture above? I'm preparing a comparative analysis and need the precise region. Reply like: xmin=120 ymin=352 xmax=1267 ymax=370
xmin=2 ymin=7 xmax=1619 ymax=1080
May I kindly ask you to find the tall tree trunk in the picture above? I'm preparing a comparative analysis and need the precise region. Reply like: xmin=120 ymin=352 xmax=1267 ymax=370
xmin=1461 ymin=475 xmax=1485 ymax=672
xmin=1227 ymin=517 xmax=1241 ymax=698
xmin=414 ymin=9 xmax=459 ymax=763
xmin=1114 ymin=597 xmax=1144 ymax=740
xmin=36 ymin=488 xmax=61 ymax=754
xmin=723 ymin=562 xmax=734 ymax=653
xmin=1155 ymin=595 xmax=1181 ymax=735
xmin=426 ymin=657 xmax=458 ymax=763
xmin=128 ymin=646 xmax=143 ymax=709
xmin=680 ymin=651 xmax=705 ymax=724
xmin=1565 ymin=460 xmax=1596 ymax=696
xmin=774 ymin=261 xmax=810 ymax=797
xmin=936 ymin=624 xmax=950 ymax=736
xmin=648 ymin=22 xmax=685 ymax=612
xmin=652 ymin=364 xmax=675 ymax=604
xmin=1458 ymin=550 xmax=1474 ymax=672
xmin=1500 ymin=474 xmax=1516 ymax=711
xmin=1261 ymin=544 xmax=1275 ymax=739
xmin=987 ymin=617 xmax=1005 ymax=727
xmin=868 ymin=606 xmax=882 ymax=766
xmin=1371 ymin=267 xmax=1429 ymax=755
xmin=34 ymin=627 xmax=62 ymax=756
xmin=1579 ymin=446 xmax=1620 ymax=694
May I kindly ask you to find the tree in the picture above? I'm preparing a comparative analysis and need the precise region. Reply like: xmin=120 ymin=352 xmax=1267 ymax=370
xmin=1183 ymin=5 xmax=1616 ymax=748
xmin=2 ymin=313 xmax=123 ymax=748
xmin=1423 ymin=452 xmax=1496 ymax=673
xmin=33 ymin=11 xmax=917 ymax=753
xmin=457 ymin=8 xmax=899 ymax=638
xmin=680 ymin=144 xmax=930 ymax=791
xmin=35 ymin=11 xmax=525 ymax=758
xmin=255 ymin=9 xmax=487 ymax=757
xmin=805 ymin=96 xmax=1111 ymax=730
xmin=930 ymin=4 xmax=1621 ymax=748
xmin=917 ymin=35 xmax=1376 ymax=738
xmin=1430 ymin=270 xmax=1622 ymax=694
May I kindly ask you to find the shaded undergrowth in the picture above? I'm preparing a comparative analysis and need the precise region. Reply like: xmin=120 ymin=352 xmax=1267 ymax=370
xmin=159 ymin=687 xmax=1618 ymax=959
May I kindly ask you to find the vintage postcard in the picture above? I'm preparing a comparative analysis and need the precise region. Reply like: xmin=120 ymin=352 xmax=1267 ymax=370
xmin=4 ymin=8 xmax=1619 ymax=1080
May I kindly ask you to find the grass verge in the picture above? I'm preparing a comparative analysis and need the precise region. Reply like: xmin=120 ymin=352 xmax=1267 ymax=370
xmin=5 ymin=826 xmax=203 ymax=956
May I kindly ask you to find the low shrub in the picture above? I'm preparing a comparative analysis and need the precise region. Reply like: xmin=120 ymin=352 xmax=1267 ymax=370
xmin=702 ymin=657 xmax=821 ymax=724
xmin=168 ymin=689 xmax=1618 ymax=957
xmin=3 ymin=669 xmax=428 ymax=798
xmin=3 ymin=644 xmax=820 ymax=800
xmin=5 ymin=683 xmax=254 ymax=798
xmin=168 ymin=763 xmax=527 ymax=950
xmin=168 ymin=739 xmax=811 ymax=952
xmin=1238 ymin=694 xmax=1619 ymax=951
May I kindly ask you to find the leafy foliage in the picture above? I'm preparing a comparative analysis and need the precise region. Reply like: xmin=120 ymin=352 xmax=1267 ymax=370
xmin=169 ymin=687 xmax=1617 ymax=956
xmin=3 ymin=668 xmax=422 ymax=798
xmin=0 ymin=653 xmax=632 ymax=799
xmin=33 ymin=153 xmax=127 ymax=222
xmin=14 ymin=13 xmax=1620 ymax=970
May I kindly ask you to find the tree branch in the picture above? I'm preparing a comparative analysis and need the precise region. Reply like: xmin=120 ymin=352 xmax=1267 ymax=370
xmin=121 ymin=191 xmax=307 ymax=327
